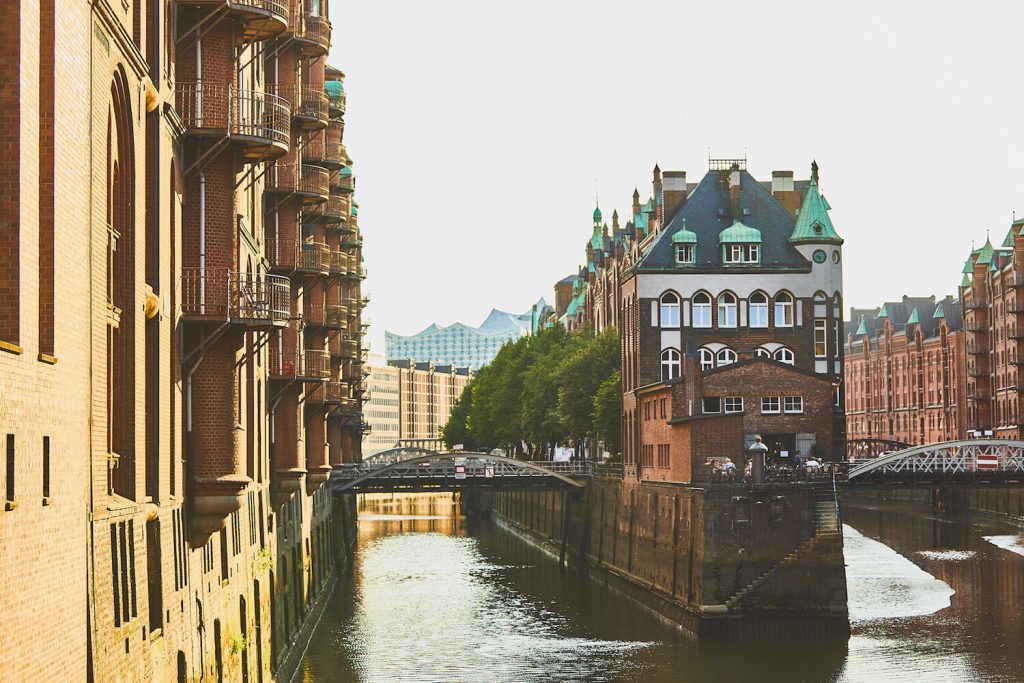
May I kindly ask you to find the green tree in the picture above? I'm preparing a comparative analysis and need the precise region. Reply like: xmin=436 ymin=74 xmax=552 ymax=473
xmin=556 ymin=327 xmax=619 ymax=445
xmin=592 ymin=369 xmax=622 ymax=455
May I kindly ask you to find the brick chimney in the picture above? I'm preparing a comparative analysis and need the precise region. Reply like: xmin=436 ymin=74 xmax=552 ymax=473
xmin=663 ymin=171 xmax=687 ymax=223
xmin=729 ymin=165 xmax=742 ymax=220
xmin=771 ymin=170 xmax=801 ymax=215
xmin=672 ymin=353 xmax=703 ymax=419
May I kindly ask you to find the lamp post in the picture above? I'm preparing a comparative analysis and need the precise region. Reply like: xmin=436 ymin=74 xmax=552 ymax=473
xmin=749 ymin=436 xmax=768 ymax=484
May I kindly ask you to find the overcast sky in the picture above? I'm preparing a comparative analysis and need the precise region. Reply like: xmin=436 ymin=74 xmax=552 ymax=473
xmin=328 ymin=2 xmax=1024 ymax=355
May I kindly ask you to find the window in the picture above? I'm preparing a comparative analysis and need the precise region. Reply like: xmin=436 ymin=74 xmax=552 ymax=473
xmin=761 ymin=396 xmax=781 ymax=414
xmin=784 ymin=396 xmax=804 ymax=413
xmin=692 ymin=292 xmax=712 ymax=328
xmin=699 ymin=347 xmax=714 ymax=371
xmin=659 ymin=350 xmax=684 ymax=382
xmin=702 ymin=397 xmax=721 ymax=413
xmin=659 ymin=292 xmax=680 ymax=328
xmin=717 ymin=348 xmax=737 ymax=366
xmin=675 ymin=244 xmax=694 ymax=265
xmin=774 ymin=347 xmax=795 ymax=365
xmin=774 ymin=292 xmax=794 ymax=327
xmin=724 ymin=396 xmax=743 ymax=413
xmin=718 ymin=293 xmax=737 ymax=328
xmin=5 ymin=434 xmax=13 ymax=504
xmin=42 ymin=436 xmax=50 ymax=500
xmin=724 ymin=244 xmax=759 ymax=264
xmin=756 ymin=348 xmax=771 ymax=359
xmin=749 ymin=292 xmax=769 ymax=328
xmin=814 ymin=320 xmax=827 ymax=357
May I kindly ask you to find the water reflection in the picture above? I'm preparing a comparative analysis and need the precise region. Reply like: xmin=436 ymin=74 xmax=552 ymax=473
xmin=301 ymin=495 xmax=1024 ymax=682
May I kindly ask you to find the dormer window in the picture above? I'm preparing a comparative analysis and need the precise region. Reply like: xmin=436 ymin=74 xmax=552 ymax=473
xmin=724 ymin=244 xmax=759 ymax=264
xmin=675 ymin=244 xmax=695 ymax=264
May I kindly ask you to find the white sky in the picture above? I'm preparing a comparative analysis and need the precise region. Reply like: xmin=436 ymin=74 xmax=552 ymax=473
xmin=327 ymin=2 xmax=1024 ymax=355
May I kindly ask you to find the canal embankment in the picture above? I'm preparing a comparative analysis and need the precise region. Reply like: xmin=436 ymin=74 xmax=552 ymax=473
xmin=843 ymin=484 xmax=1024 ymax=524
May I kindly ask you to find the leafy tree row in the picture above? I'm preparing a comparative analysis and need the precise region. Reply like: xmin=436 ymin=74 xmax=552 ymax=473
xmin=441 ymin=325 xmax=621 ymax=459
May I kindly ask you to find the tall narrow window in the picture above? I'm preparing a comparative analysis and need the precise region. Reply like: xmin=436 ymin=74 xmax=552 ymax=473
xmin=0 ymin=2 xmax=20 ymax=348
xmin=659 ymin=292 xmax=679 ymax=328
xmin=774 ymin=348 xmax=795 ymax=365
xmin=718 ymin=293 xmax=737 ymax=328
xmin=749 ymin=292 xmax=769 ymax=328
xmin=38 ymin=0 xmax=55 ymax=358
xmin=815 ymin=320 xmax=828 ymax=358
xmin=661 ymin=348 xmax=681 ymax=381
xmin=5 ymin=434 xmax=13 ymax=504
xmin=692 ymin=292 xmax=712 ymax=328
xmin=774 ymin=292 xmax=794 ymax=327
xmin=42 ymin=436 xmax=50 ymax=500
xmin=699 ymin=347 xmax=714 ymax=371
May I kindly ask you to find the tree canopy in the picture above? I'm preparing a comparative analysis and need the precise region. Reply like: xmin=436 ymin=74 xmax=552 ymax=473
xmin=441 ymin=325 xmax=621 ymax=457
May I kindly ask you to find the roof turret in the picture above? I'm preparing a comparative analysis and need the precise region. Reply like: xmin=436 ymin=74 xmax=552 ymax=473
xmin=877 ymin=303 xmax=889 ymax=319
xmin=671 ymin=219 xmax=697 ymax=244
xmin=906 ymin=307 xmax=920 ymax=325
xmin=719 ymin=220 xmax=762 ymax=244
xmin=976 ymin=237 xmax=994 ymax=265
xmin=789 ymin=162 xmax=841 ymax=244
xmin=933 ymin=302 xmax=945 ymax=319
xmin=855 ymin=316 xmax=868 ymax=336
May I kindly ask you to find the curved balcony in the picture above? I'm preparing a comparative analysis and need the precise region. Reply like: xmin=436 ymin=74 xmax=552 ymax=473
xmin=322 ymin=141 xmax=345 ymax=170
xmin=180 ymin=268 xmax=290 ymax=327
xmin=338 ymin=339 xmax=360 ymax=360
xmin=331 ymin=169 xmax=355 ymax=194
xmin=289 ymin=5 xmax=331 ymax=56
xmin=178 ymin=0 xmax=289 ymax=43
xmin=340 ymin=234 xmax=362 ymax=250
xmin=301 ymin=136 xmax=327 ymax=165
xmin=265 ymin=163 xmax=329 ymax=202
xmin=269 ymin=343 xmax=331 ymax=381
xmin=326 ymin=381 xmax=348 ymax=405
xmin=305 ymin=303 xmax=348 ymax=329
xmin=329 ymin=250 xmax=348 ymax=277
xmin=327 ymin=88 xmax=346 ymax=117
xmin=176 ymin=83 xmax=290 ymax=160
xmin=288 ymin=87 xmax=329 ymax=130
xmin=296 ymin=241 xmax=330 ymax=274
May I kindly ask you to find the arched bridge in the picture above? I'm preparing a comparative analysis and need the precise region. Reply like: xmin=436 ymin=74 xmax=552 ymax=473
xmin=329 ymin=451 xmax=590 ymax=494
xmin=847 ymin=439 xmax=1024 ymax=484
xmin=843 ymin=438 xmax=912 ymax=461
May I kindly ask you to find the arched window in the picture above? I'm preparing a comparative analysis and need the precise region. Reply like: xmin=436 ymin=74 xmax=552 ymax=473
xmin=718 ymin=292 xmax=737 ymax=328
xmin=659 ymin=292 xmax=680 ymax=328
xmin=717 ymin=348 xmax=737 ymax=366
xmin=692 ymin=292 xmax=712 ymax=328
xmin=756 ymin=348 xmax=771 ymax=359
xmin=749 ymin=291 xmax=769 ymax=328
xmin=774 ymin=347 xmax=795 ymax=365
xmin=699 ymin=347 xmax=715 ymax=371
xmin=661 ymin=348 xmax=681 ymax=381
xmin=774 ymin=292 xmax=794 ymax=327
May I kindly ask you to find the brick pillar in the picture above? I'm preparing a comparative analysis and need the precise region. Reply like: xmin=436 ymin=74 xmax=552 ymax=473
xmin=327 ymin=418 xmax=343 ymax=467
xmin=272 ymin=383 xmax=303 ymax=507
xmin=305 ymin=409 xmax=329 ymax=490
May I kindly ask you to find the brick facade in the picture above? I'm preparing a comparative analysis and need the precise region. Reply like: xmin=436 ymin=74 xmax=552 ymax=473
xmin=0 ymin=0 xmax=366 ymax=680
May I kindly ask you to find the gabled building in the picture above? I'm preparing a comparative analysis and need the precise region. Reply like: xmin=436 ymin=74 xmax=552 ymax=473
xmin=619 ymin=160 xmax=845 ymax=481
xmin=844 ymin=296 xmax=966 ymax=446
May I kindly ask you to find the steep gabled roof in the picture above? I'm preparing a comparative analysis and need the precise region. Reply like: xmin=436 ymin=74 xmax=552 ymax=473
xmin=790 ymin=173 xmax=842 ymax=244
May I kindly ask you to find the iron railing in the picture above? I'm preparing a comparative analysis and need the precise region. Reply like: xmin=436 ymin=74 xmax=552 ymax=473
xmin=269 ymin=348 xmax=331 ymax=380
xmin=176 ymin=83 xmax=290 ymax=148
xmin=180 ymin=268 xmax=289 ymax=323
xmin=296 ymin=242 xmax=330 ymax=273
xmin=266 ymin=163 xmax=330 ymax=198
xmin=328 ymin=251 xmax=347 ymax=276
xmin=286 ymin=86 xmax=329 ymax=126
xmin=327 ymin=88 xmax=346 ymax=114
xmin=332 ymin=172 xmax=355 ymax=193
xmin=964 ymin=297 xmax=989 ymax=310
xmin=304 ymin=303 xmax=347 ymax=328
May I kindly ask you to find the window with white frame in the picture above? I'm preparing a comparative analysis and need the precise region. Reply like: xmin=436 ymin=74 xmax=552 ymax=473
xmin=723 ymin=244 xmax=759 ymax=264
xmin=675 ymin=244 xmax=695 ymax=265
xmin=749 ymin=291 xmax=769 ymax=328
xmin=692 ymin=292 xmax=712 ymax=328
xmin=717 ymin=348 xmax=737 ymax=366
xmin=699 ymin=347 xmax=715 ymax=371
xmin=718 ymin=293 xmax=737 ymax=328
xmin=659 ymin=292 xmax=680 ymax=328
xmin=761 ymin=396 xmax=781 ymax=414
xmin=724 ymin=396 xmax=743 ymax=413
xmin=756 ymin=348 xmax=771 ymax=359
xmin=774 ymin=292 xmax=794 ymax=327
xmin=774 ymin=347 xmax=795 ymax=365
xmin=784 ymin=396 xmax=804 ymax=413
xmin=660 ymin=348 xmax=681 ymax=381
xmin=814 ymin=320 xmax=827 ymax=357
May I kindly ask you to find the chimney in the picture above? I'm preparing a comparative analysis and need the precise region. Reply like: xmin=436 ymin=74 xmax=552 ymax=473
xmin=729 ymin=164 xmax=742 ymax=220
xmin=632 ymin=187 xmax=641 ymax=218
xmin=663 ymin=171 xmax=687 ymax=222
xmin=653 ymin=164 xmax=663 ymax=223
xmin=771 ymin=170 xmax=800 ymax=215
xmin=671 ymin=353 xmax=703 ymax=419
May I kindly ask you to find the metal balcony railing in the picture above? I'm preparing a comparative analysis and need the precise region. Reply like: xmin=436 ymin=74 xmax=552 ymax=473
xmin=339 ymin=339 xmax=359 ymax=359
xmin=181 ymin=268 xmax=290 ymax=325
xmin=964 ymin=297 xmax=989 ymax=310
xmin=179 ymin=0 xmax=289 ymax=40
xmin=322 ymin=196 xmax=346 ymax=223
xmin=301 ymin=136 xmax=326 ymax=162
xmin=329 ymin=251 xmax=348 ymax=276
xmin=966 ymin=344 xmax=988 ymax=355
xmin=270 ymin=346 xmax=331 ymax=381
xmin=176 ymin=83 xmax=290 ymax=150
xmin=303 ymin=14 xmax=331 ymax=52
xmin=325 ymin=381 xmax=348 ymax=404
xmin=296 ymin=242 xmax=330 ymax=273
xmin=968 ymin=366 xmax=989 ymax=378
xmin=305 ymin=303 xmax=347 ymax=328
xmin=332 ymin=172 xmax=355 ymax=194
xmin=328 ymin=88 xmax=346 ymax=115
xmin=965 ymin=321 xmax=989 ymax=332
xmin=286 ymin=86 xmax=329 ymax=127
xmin=323 ymin=141 xmax=344 ymax=168
xmin=266 ymin=164 xmax=330 ymax=199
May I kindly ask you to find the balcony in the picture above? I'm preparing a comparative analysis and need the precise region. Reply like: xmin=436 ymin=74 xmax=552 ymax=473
xmin=265 ymin=163 xmax=329 ymax=202
xmin=964 ymin=297 xmax=989 ymax=310
xmin=321 ymin=196 xmax=347 ymax=224
xmin=325 ymin=381 xmax=348 ymax=404
xmin=178 ymin=0 xmax=288 ymax=43
xmin=322 ymin=141 xmax=345 ymax=170
xmin=288 ymin=87 xmax=329 ymax=130
xmin=269 ymin=343 xmax=331 ymax=381
xmin=340 ymin=235 xmax=362 ymax=250
xmin=1010 ymin=274 xmax=1024 ymax=288
xmin=966 ymin=344 xmax=988 ymax=355
xmin=329 ymin=251 xmax=348 ymax=277
xmin=301 ymin=136 xmax=327 ymax=165
xmin=332 ymin=168 xmax=355 ymax=194
xmin=297 ymin=242 xmax=330 ymax=274
xmin=965 ymin=321 xmax=989 ymax=333
xmin=176 ymin=83 xmax=289 ymax=160
xmin=180 ymin=268 xmax=289 ymax=327
xmin=967 ymin=366 xmax=990 ymax=378
xmin=338 ymin=339 xmax=359 ymax=360
xmin=304 ymin=303 xmax=348 ymax=329
xmin=290 ymin=7 xmax=331 ymax=56
xmin=327 ymin=87 xmax=346 ymax=117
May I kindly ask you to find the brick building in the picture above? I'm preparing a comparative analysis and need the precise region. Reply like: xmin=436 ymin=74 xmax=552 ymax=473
xmin=844 ymin=296 xmax=966 ymax=446
xmin=0 ymin=0 xmax=366 ymax=679
xmin=613 ymin=160 xmax=845 ymax=481
xmin=389 ymin=359 xmax=473 ymax=451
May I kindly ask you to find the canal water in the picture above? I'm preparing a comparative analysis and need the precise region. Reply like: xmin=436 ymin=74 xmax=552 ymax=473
xmin=300 ymin=494 xmax=1024 ymax=682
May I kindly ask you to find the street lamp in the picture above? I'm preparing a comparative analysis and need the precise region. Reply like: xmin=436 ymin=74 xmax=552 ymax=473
xmin=749 ymin=436 xmax=769 ymax=484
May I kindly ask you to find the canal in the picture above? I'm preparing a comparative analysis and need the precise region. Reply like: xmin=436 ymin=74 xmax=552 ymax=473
xmin=300 ymin=494 xmax=1024 ymax=682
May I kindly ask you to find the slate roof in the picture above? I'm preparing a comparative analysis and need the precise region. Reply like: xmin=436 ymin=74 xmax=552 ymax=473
xmin=637 ymin=169 xmax=812 ymax=271
xmin=845 ymin=295 xmax=962 ymax=343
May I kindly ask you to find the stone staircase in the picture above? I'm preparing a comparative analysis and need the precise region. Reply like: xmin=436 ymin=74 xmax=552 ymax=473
xmin=724 ymin=483 xmax=841 ymax=611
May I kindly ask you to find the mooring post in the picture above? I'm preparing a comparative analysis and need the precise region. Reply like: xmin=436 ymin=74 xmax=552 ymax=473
xmin=559 ymin=490 xmax=571 ymax=568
